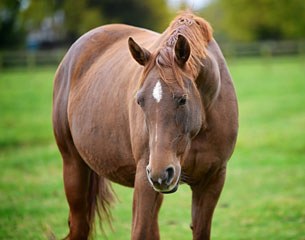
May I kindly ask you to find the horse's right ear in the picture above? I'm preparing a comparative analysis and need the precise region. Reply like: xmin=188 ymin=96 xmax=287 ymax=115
xmin=128 ymin=37 xmax=151 ymax=66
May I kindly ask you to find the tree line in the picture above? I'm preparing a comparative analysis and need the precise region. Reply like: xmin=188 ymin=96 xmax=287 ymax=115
xmin=1 ymin=0 xmax=304 ymax=50
xmin=201 ymin=0 xmax=305 ymax=42
xmin=0 ymin=0 xmax=170 ymax=49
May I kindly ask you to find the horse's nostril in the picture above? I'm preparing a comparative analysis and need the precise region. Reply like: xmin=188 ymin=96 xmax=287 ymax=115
xmin=165 ymin=166 xmax=175 ymax=184
xmin=146 ymin=165 xmax=175 ymax=189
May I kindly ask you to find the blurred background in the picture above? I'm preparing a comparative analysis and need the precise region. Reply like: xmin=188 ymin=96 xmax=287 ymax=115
xmin=1 ymin=0 xmax=305 ymax=66
xmin=0 ymin=0 xmax=304 ymax=239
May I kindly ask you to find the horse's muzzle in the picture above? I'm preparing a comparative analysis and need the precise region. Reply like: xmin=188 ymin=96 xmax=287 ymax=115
xmin=161 ymin=184 xmax=179 ymax=194
xmin=146 ymin=165 xmax=180 ymax=193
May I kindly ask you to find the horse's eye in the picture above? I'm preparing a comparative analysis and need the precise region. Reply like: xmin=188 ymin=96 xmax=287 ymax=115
xmin=177 ymin=94 xmax=187 ymax=106
xmin=137 ymin=96 xmax=144 ymax=107
xmin=136 ymin=91 xmax=145 ymax=107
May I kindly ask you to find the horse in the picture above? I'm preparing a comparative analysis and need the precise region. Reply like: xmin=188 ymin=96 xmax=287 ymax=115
xmin=52 ymin=12 xmax=238 ymax=240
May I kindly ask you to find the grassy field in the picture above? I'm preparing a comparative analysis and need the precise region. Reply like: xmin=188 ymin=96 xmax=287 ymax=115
xmin=0 ymin=57 xmax=305 ymax=239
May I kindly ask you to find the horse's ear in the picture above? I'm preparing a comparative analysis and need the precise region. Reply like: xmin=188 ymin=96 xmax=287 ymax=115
xmin=128 ymin=37 xmax=151 ymax=66
xmin=174 ymin=34 xmax=191 ymax=67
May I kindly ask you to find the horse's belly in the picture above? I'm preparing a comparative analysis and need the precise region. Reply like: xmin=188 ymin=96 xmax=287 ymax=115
xmin=68 ymin=86 xmax=137 ymax=186
xmin=74 ymin=135 xmax=136 ymax=187
xmin=102 ymin=162 xmax=136 ymax=187
xmin=84 ymin=150 xmax=136 ymax=187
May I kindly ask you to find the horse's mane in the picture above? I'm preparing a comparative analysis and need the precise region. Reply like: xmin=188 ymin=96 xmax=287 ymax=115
xmin=140 ymin=12 xmax=213 ymax=89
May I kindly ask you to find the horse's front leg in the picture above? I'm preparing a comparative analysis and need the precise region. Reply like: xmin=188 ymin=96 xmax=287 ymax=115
xmin=131 ymin=160 xmax=163 ymax=240
xmin=191 ymin=166 xmax=226 ymax=240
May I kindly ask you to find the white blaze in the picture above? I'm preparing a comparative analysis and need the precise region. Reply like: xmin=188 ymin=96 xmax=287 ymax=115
xmin=152 ymin=80 xmax=162 ymax=103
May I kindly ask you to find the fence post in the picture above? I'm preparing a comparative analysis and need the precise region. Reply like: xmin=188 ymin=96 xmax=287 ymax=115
xmin=260 ymin=42 xmax=272 ymax=58
xmin=27 ymin=51 xmax=36 ymax=69
xmin=0 ymin=52 xmax=3 ymax=71
xmin=297 ymin=41 xmax=305 ymax=68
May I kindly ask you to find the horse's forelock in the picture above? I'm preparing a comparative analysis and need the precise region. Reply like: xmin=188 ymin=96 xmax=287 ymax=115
xmin=137 ymin=12 xmax=213 ymax=92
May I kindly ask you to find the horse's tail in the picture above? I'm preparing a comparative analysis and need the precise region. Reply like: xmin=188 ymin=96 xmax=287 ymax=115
xmin=87 ymin=170 xmax=115 ymax=237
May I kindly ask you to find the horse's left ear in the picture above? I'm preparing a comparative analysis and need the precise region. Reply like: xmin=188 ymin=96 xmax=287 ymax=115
xmin=128 ymin=37 xmax=151 ymax=66
xmin=174 ymin=34 xmax=191 ymax=67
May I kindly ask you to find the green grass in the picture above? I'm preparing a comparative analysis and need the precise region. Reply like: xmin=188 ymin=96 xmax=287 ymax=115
xmin=0 ymin=57 xmax=305 ymax=239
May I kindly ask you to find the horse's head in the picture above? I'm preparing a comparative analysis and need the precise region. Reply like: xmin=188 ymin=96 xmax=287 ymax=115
xmin=128 ymin=34 xmax=208 ymax=193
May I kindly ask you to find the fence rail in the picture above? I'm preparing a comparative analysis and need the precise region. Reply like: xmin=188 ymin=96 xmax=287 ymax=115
xmin=1 ymin=41 xmax=305 ymax=69
xmin=220 ymin=40 xmax=305 ymax=57
xmin=0 ymin=49 xmax=64 ymax=69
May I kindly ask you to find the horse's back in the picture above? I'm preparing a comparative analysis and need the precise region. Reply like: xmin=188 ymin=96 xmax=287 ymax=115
xmin=60 ymin=24 xmax=155 ymax=82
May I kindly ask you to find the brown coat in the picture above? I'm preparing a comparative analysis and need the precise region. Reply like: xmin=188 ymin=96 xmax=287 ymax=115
xmin=53 ymin=12 xmax=238 ymax=240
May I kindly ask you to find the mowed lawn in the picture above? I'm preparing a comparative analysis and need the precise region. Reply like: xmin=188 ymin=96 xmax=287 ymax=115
xmin=0 ymin=57 xmax=304 ymax=239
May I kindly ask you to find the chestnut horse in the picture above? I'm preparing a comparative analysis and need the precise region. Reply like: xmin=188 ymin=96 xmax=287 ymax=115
xmin=53 ymin=12 xmax=238 ymax=240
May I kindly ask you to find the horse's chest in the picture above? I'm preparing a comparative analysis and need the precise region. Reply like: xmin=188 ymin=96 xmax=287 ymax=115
xmin=182 ymin=137 xmax=224 ymax=183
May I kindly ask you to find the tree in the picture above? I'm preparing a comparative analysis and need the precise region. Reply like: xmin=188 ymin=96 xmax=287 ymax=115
xmin=62 ymin=0 xmax=104 ymax=42
xmin=95 ymin=0 xmax=170 ymax=32
xmin=0 ymin=0 xmax=24 ymax=49
xmin=20 ymin=0 xmax=171 ymax=45
xmin=201 ymin=0 xmax=305 ymax=42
